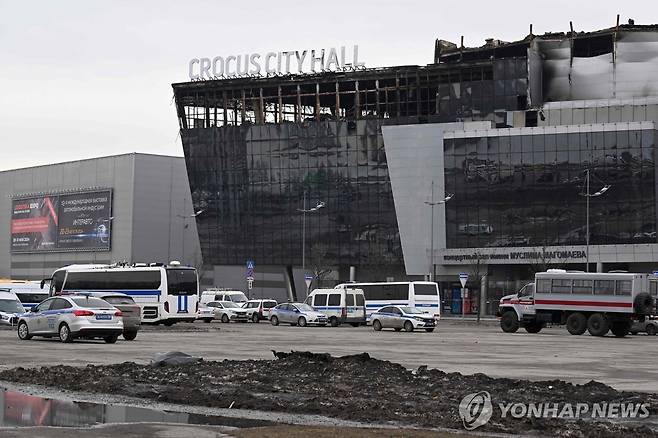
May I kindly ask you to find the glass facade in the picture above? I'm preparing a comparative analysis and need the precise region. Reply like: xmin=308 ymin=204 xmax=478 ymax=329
xmin=444 ymin=128 xmax=657 ymax=248
xmin=176 ymin=60 xmax=529 ymax=268
xmin=183 ymin=120 xmax=399 ymax=267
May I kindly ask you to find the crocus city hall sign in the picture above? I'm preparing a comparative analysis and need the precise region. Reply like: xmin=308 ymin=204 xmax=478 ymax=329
xmin=188 ymin=45 xmax=365 ymax=80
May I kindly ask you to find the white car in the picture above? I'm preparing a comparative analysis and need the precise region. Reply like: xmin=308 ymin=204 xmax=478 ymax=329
xmin=17 ymin=295 xmax=123 ymax=343
xmin=370 ymin=305 xmax=437 ymax=332
xmin=197 ymin=304 xmax=216 ymax=323
xmin=243 ymin=299 xmax=278 ymax=322
xmin=207 ymin=301 xmax=249 ymax=323
xmin=0 ymin=289 xmax=26 ymax=326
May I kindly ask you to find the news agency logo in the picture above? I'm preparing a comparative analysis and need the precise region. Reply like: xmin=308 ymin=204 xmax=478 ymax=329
xmin=458 ymin=391 xmax=651 ymax=430
xmin=459 ymin=391 xmax=493 ymax=430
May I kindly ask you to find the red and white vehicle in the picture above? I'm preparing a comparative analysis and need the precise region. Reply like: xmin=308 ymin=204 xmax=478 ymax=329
xmin=497 ymin=270 xmax=657 ymax=337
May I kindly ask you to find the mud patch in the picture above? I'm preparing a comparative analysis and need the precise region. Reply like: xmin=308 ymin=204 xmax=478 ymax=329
xmin=1 ymin=351 xmax=657 ymax=436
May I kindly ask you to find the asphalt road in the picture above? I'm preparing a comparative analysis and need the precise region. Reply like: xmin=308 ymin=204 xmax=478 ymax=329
xmin=1 ymin=320 xmax=656 ymax=392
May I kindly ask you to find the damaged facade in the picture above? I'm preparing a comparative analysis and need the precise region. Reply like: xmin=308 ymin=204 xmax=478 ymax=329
xmin=173 ymin=22 xmax=658 ymax=309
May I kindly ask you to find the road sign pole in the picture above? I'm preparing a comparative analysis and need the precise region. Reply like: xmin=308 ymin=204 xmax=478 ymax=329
xmin=459 ymin=272 xmax=469 ymax=319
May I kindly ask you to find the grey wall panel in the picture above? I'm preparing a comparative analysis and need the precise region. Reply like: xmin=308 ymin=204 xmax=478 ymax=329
xmin=131 ymin=155 xmax=201 ymax=267
xmin=382 ymin=124 xmax=450 ymax=276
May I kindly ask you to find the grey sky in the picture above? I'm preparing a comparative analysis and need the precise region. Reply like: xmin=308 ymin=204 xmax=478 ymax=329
xmin=1 ymin=0 xmax=655 ymax=171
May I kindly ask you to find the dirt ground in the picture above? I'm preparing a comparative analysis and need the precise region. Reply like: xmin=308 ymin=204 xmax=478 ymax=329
xmin=1 ymin=351 xmax=657 ymax=437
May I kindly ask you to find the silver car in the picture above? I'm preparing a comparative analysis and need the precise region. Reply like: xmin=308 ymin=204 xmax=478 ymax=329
xmin=269 ymin=303 xmax=328 ymax=327
xmin=17 ymin=295 xmax=123 ymax=343
xmin=370 ymin=305 xmax=437 ymax=332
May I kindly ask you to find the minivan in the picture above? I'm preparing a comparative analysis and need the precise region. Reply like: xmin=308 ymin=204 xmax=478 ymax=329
xmin=305 ymin=288 xmax=366 ymax=327
xmin=200 ymin=289 xmax=248 ymax=307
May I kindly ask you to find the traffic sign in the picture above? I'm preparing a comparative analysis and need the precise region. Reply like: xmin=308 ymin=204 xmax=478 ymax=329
xmin=246 ymin=260 xmax=255 ymax=279
xmin=246 ymin=276 xmax=254 ymax=282
xmin=304 ymin=273 xmax=313 ymax=290
xmin=459 ymin=272 xmax=469 ymax=288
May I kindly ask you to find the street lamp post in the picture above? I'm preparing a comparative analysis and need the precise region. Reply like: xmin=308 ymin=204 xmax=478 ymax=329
xmin=176 ymin=209 xmax=204 ymax=265
xmin=297 ymin=191 xmax=325 ymax=276
xmin=424 ymin=181 xmax=454 ymax=281
xmin=579 ymin=169 xmax=610 ymax=272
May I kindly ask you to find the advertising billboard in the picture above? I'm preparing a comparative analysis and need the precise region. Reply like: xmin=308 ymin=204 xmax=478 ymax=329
xmin=11 ymin=190 xmax=112 ymax=253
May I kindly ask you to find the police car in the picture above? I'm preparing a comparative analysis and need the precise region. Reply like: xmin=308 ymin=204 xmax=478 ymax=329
xmin=370 ymin=305 xmax=436 ymax=332
xmin=17 ymin=295 xmax=123 ymax=343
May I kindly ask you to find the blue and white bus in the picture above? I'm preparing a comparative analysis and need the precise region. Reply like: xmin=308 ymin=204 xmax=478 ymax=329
xmin=334 ymin=281 xmax=441 ymax=319
xmin=44 ymin=263 xmax=199 ymax=325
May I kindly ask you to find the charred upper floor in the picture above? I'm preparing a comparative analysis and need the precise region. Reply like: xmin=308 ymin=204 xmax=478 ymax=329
xmin=173 ymin=21 xmax=658 ymax=131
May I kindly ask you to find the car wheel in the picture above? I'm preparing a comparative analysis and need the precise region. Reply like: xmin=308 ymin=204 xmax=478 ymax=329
xmin=647 ymin=324 xmax=657 ymax=336
xmin=252 ymin=313 xmax=259 ymax=323
xmin=403 ymin=321 xmax=414 ymax=332
xmin=17 ymin=322 xmax=32 ymax=340
xmin=587 ymin=313 xmax=610 ymax=337
xmin=500 ymin=311 xmax=520 ymax=333
xmin=123 ymin=330 xmax=138 ymax=341
xmin=425 ymin=328 xmax=435 ymax=332
xmin=372 ymin=319 xmax=382 ymax=331
xmin=270 ymin=316 xmax=279 ymax=326
xmin=221 ymin=314 xmax=230 ymax=323
xmin=104 ymin=334 xmax=118 ymax=344
xmin=524 ymin=322 xmax=544 ymax=334
xmin=566 ymin=312 xmax=587 ymax=335
xmin=298 ymin=316 xmax=307 ymax=327
xmin=59 ymin=323 xmax=73 ymax=343
xmin=329 ymin=317 xmax=339 ymax=327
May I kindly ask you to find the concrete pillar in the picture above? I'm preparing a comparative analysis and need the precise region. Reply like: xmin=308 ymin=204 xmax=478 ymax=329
xmin=480 ymin=275 xmax=488 ymax=317
xmin=349 ymin=266 xmax=356 ymax=282
xmin=596 ymin=262 xmax=603 ymax=273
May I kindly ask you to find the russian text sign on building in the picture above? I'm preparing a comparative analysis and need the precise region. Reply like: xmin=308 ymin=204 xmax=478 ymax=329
xmin=189 ymin=45 xmax=365 ymax=80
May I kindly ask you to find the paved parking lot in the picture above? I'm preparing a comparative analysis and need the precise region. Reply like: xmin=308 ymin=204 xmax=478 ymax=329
xmin=1 ymin=320 xmax=657 ymax=392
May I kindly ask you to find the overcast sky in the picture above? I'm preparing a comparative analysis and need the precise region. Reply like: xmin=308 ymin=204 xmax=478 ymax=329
xmin=1 ymin=0 xmax=656 ymax=170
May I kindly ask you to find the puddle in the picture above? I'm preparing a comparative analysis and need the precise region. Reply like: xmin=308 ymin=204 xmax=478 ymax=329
xmin=0 ymin=387 xmax=274 ymax=428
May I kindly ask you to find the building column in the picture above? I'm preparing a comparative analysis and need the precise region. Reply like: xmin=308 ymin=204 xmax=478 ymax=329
xmin=596 ymin=262 xmax=603 ymax=273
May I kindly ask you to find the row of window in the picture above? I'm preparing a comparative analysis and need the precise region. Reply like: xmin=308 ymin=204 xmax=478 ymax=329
xmin=536 ymin=279 xmax=632 ymax=295
xmin=311 ymin=293 xmax=366 ymax=307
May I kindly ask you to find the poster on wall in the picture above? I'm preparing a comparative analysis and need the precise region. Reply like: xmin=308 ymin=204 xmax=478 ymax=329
xmin=11 ymin=190 xmax=112 ymax=253
xmin=10 ymin=196 xmax=60 ymax=252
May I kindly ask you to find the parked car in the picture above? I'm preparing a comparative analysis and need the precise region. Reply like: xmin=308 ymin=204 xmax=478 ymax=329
xmin=196 ymin=304 xmax=216 ymax=323
xmin=305 ymin=288 xmax=366 ymax=327
xmin=200 ymin=290 xmax=248 ymax=307
xmin=207 ymin=301 xmax=249 ymax=323
xmin=243 ymin=299 xmax=278 ymax=322
xmin=85 ymin=292 xmax=142 ymax=340
xmin=270 ymin=303 xmax=328 ymax=327
xmin=370 ymin=305 xmax=437 ymax=332
xmin=16 ymin=295 xmax=123 ymax=343
xmin=630 ymin=319 xmax=658 ymax=336
xmin=0 ymin=289 xmax=26 ymax=326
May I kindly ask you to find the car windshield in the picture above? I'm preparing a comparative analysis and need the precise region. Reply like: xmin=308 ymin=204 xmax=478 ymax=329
xmin=295 ymin=303 xmax=314 ymax=312
xmin=222 ymin=302 xmax=241 ymax=308
xmin=102 ymin=296 xmax=135 ymax=305
xmin=229 ymin=293 xmax=248 ymax=303
xmin=399 ymin=307 xmax=425 ymax=314
xmin=0 ymin=299 xmax=25 ymax=313
xmin=71 ymin=297 xmax=113 ymax=309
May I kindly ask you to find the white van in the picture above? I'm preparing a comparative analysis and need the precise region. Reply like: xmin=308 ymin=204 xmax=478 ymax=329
xmin=305 ymin=288 xmax=366 ymax=327
xmin=0 ymin=289 xmax=26 ymax=326
xmin=200 ymin=289 xmax=248 ymax=307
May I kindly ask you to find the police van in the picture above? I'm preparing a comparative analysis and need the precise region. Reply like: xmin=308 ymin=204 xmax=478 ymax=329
xmin=305 ymin=287 xmax=366 ymax=327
